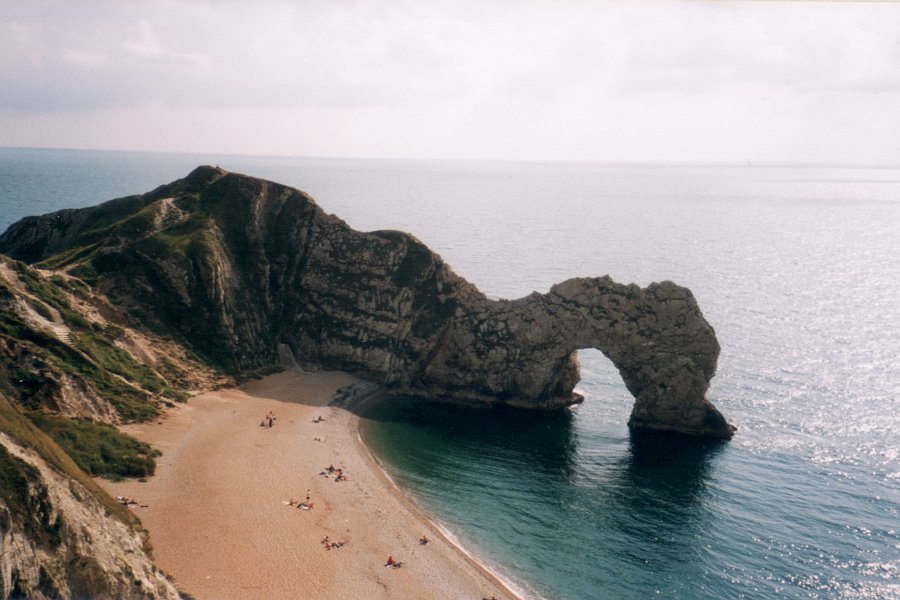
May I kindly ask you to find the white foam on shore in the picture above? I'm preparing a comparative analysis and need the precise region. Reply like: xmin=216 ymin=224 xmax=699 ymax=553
xmin=431 ymin=521 xmax=541 ymax=600
xmin=356 ymin=429 xmax=543 ymax=600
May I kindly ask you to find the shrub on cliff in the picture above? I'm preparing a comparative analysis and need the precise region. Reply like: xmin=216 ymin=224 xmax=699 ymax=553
xmin=26 ymin=413 xmax=160 ymax=480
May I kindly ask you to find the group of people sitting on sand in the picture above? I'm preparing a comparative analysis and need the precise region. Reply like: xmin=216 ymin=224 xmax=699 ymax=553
xmin=115 ymin=495 xmax=145 ymax=508
xmin=287 ymin=489 xmax=315 ymax=510
xmin=319 ymin=464 xmax=348 ymax=482
xmin=260 ymin=410 xmax=277 ymax=428
xmin=321 ymin=535 xmax=345 ymax=551
xmin=311 ymin=415 xmax=325 ymax=423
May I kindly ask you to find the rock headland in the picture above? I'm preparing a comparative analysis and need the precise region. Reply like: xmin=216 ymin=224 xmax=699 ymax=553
xmin=0 ymin=166 xmax=734 ymax=439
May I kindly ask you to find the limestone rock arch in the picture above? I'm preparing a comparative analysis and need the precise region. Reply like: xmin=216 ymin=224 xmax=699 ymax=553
xmin=411 ymin=276 xmax=735 ymax=439
xmin=0 ymin=166 xmax=734 ymax=439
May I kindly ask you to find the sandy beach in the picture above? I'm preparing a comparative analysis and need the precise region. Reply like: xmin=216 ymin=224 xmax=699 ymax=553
xmin=99 ymin=370 xmax=518 ymax=600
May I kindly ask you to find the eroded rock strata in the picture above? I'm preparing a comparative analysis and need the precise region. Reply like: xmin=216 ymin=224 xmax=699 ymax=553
xmin=0 ymin=393 xmax=181 ymax=600
xmin=0 ymin=166 xmax=734 ymax=438
xmin=0 ymin=256 xmax=225 ymax=599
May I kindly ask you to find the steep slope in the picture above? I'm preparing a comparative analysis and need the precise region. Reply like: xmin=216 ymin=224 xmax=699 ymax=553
xmin=0 ymin=166 xmax=734 ymax=438
xmin=0 ymin=258 xmax=219 ymax=426
xmin=0 ymin=392 xmax=181 ymax=600
xmin=0 ymin=256 xmax=225 ymax=599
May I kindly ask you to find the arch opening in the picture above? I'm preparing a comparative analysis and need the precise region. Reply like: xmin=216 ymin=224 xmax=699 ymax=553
xmin=574 ymin=348 xmax=633 ymax=427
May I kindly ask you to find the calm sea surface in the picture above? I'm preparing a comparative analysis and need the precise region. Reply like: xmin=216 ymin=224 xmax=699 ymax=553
xmin=2 ymin=147 xmax=898 ymax=599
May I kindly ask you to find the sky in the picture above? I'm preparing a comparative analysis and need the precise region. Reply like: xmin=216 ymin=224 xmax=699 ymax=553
xmin=2 ymin=1 xmax=900 ymax=165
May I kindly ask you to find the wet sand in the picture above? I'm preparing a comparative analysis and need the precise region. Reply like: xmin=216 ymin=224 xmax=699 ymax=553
xmin=100 ymin=370 xmax=518 ymax=600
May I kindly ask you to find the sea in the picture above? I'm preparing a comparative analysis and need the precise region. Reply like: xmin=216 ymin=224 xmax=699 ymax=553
xmin=1 ymin=146 xmax=898 ymax=600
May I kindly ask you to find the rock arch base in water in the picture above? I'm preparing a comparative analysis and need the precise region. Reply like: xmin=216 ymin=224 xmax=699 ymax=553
xmin=410 ymin=276 xmax=735 ymax=439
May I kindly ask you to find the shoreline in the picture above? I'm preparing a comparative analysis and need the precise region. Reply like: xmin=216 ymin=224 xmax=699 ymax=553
xmin=98 ymin=370 xmax=522 ymax=600
xmin=361 ymin=440 xmax=531 ymax=600
xmin=348 ymin=393 xmax=530 ymax=600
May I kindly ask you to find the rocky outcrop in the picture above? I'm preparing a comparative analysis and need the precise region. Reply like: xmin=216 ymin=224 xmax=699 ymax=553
xmin=0 ymin=258 xmax=221 ymax=423
xmin=415 ymin=277 xmax=730 ymax=438
xmin=0 ymin=258 xmax=223 ymax=600
xmin=0 ymin=166 xmax=734 ymax=438
xmin=0 ymin=395 xmax=181 ymax=600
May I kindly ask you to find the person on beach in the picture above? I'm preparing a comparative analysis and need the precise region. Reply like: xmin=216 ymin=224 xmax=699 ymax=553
xmin=385 ymin=556 xmax=395 ymax=567
xmin=322 ymin=537 xmax=344 ymax=551
xmin=420 ymin=535 xmax=429 ymax=545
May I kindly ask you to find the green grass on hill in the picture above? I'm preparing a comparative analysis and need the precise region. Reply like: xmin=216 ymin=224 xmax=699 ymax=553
xmin=14 ymin=263 xmax=89 ymax=328
xmin=73 ymin=329 xmax=165 ymax=394
xmin=0 ymin=392 xmax=136 ymax=526
xmin=1 ymin=262 xmax=189 ymax=422
xmin=26 ymin=412 xmax=160 ymax=481
xmin=0 ymin=304 xmax=160 ymax=422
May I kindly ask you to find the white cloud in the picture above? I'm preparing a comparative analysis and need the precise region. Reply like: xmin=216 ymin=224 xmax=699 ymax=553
xmin=1 ymin=0 xmax=899 ymax=164
xmin=124 ymin=20 xmax=164 ymax=59
xmin=2 ymin=20 xmax=46 ymax=67
xmin=61 ymin=48 xmax=108 ymax=67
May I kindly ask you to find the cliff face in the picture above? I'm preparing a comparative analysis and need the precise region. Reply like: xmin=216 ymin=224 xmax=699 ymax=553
xmin=0 ymin=166 xmax=734 ymax=438
xmin=0 ymin=258 xmax=218 ymax=425
xmin=0 ymin=393 xmax=181 ymax=600
xmin=0 ymin=256 xmax=226 ymax=599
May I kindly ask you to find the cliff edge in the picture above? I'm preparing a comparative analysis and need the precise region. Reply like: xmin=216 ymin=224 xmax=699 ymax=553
xmin=0 ymin=391 xmax=181 ymax=600
xmin=0 ymin=166 xmax=734 ymax=439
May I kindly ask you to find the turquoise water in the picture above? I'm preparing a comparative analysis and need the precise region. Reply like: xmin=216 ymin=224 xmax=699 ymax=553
xmin=2 ymin=147 xmax=898 ymax=599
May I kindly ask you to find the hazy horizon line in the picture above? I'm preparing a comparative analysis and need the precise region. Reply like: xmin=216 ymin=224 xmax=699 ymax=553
xmin=4 ymin=144 xmax=899 ymax=171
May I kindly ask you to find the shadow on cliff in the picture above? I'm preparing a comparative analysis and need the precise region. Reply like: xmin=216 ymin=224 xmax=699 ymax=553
xmin=236 ymin=369 xmax=360 ymax=407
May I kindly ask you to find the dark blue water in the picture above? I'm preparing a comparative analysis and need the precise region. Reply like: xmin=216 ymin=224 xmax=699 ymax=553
xmin=2 ymin=147 xmax=898 ymax=599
